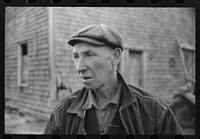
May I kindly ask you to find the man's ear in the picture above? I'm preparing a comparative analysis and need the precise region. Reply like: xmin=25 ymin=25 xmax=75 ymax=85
xmin=112 ymin=48 xmax=122 ymax=65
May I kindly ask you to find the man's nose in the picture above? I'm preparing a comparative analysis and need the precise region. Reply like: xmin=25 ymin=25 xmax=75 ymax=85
xmin=76 ymin=58 xmax=87 ymax=73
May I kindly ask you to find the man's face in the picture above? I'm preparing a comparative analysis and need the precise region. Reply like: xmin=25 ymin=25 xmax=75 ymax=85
xmin=73 ymin=42 xmax=114 ymax=90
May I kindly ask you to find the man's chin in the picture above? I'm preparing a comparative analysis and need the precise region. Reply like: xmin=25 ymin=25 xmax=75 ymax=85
xmin=84 ymin=84 xmax=100 ymax=90
xmin=84 ymin=85 xmax=95 ymax=90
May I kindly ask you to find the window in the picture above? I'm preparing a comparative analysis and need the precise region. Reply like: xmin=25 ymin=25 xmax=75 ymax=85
xmin=127 ymin=50 xmax=144 ymax=87
xmin=18 ymin=43 xmax=29 ymax=86
xmin=178 ymin=43 xmax=195 ymax=81
xmin=181 ymin=48 xmax=195 ymax=80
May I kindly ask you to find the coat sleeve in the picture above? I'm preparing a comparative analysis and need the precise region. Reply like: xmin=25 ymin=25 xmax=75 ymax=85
xmin=155 ymin=108 xmax=183 ymax=135
xmin=43 ymin=111 xmax=60 ymax=134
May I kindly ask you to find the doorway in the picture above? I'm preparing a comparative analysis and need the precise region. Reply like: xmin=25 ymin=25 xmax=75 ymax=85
xmin=126 ymin=50 xmax=144 ymax=87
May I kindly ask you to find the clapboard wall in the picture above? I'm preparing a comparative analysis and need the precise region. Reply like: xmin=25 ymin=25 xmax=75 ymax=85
xmin=5 ymin=7 xmax=51 ymax=118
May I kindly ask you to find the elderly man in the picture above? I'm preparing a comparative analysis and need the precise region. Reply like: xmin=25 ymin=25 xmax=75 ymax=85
xmin=44 ymin=23 xmax=183 ymax=135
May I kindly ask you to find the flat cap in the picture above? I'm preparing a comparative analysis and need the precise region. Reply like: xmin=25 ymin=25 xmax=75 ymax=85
xmin=67 ymin=23 xmax=124 ymax=51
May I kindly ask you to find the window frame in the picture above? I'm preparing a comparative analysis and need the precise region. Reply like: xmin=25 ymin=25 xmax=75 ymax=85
xmin=18 ymin=41 xmax=29 ymax=87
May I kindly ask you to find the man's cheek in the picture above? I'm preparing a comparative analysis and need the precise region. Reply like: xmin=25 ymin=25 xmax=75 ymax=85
xmin=93 ymin=61 xmax=106 ymax=69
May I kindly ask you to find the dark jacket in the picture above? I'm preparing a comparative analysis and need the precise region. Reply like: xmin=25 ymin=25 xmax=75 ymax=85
xmin=44 ymin=72 xmax=183 ymax=135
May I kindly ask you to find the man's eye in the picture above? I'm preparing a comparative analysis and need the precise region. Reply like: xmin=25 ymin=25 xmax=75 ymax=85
xmin=86 ymin=53 xmax=94 ymax=57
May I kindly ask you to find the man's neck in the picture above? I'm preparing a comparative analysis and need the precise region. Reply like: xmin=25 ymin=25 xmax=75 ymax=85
xmin=93 ymin=70 xmax=119 ymax=109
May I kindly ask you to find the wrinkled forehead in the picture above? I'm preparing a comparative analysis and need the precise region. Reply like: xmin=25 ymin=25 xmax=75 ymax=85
xmin=72 ymin=42 xmax=113 ymax=54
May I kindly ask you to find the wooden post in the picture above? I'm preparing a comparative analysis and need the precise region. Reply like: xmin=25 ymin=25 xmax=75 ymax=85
xmin=48 ymin=7 xmax=57 ymax=108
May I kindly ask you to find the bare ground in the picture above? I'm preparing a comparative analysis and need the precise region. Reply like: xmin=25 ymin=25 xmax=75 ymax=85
xmin=5 ymin=110 xmax=47 ymax=134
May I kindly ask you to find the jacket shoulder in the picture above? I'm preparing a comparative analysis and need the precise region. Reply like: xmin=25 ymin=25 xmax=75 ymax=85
xmin=127 ymin=84 xmax=169 ymax=109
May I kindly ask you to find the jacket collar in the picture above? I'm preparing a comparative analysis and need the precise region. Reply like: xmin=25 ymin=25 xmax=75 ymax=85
xmin=117 ymin=70 xmax=137 ymax=112
xmin=67 ymin=70 xmax=137 ymax=115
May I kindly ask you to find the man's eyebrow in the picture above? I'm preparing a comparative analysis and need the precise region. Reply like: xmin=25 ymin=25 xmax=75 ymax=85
xmin=73 ymin=49 xmax=96 ymax=55
xmin=82 ymin=49 xmax=96 ymax=54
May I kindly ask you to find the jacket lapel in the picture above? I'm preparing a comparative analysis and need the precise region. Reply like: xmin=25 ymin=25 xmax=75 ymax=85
xmin=66 ymin=87 xmax=88 ymax=134
xmin=67 ymin=87 xmax=88 ymax=115
xmin=117 ymin=71 xmax=145 ymax=134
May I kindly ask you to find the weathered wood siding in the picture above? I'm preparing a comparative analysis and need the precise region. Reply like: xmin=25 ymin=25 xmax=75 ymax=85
xmin=5 ymin=7 xmax=51 ymax=118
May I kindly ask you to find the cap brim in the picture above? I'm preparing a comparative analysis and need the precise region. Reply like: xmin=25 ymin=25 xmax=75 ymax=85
xmin=67 ymin=37 xmax=106 ymax=47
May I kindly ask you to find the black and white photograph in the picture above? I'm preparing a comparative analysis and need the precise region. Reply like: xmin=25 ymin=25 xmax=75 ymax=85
xmin=5 ymin=7 xmax=195 ymax=135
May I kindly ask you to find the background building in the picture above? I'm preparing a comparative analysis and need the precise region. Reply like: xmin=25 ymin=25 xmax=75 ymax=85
xmin=5 ymin=7 xmax=195 ymax=119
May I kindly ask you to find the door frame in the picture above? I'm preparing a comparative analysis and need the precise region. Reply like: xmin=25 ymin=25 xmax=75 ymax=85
xmin=120 ymin=47 xmax=146 ymax=88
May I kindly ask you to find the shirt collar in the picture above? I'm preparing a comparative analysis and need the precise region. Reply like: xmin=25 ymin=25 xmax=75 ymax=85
xmin=81 ymin=81 xmax=122 ymax=110
xmin=82 ymin=90 xmax=98 ymax=110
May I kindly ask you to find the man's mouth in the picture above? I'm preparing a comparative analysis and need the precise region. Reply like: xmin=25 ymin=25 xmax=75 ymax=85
xmin=81 ymin=76 xmax=93 ymax=81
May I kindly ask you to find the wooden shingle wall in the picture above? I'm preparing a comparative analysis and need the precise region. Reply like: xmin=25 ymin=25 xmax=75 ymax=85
xmin=53 ymin=8 xmax=195 ymax=103
xmin=5 ymin=7 xmax=51 ymax=118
